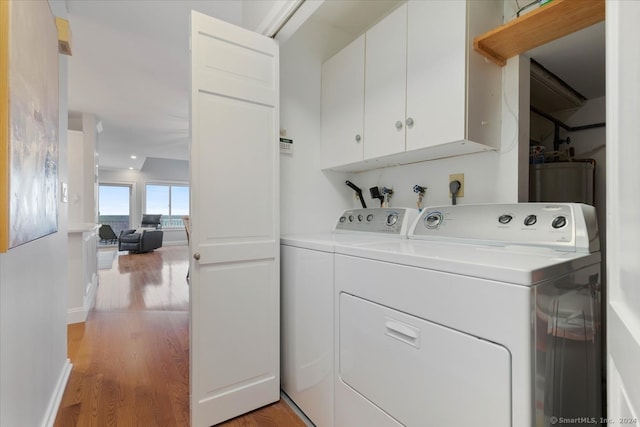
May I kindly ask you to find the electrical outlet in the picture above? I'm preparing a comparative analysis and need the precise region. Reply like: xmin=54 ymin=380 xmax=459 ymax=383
xmin=449 ymin=173 xmax=464 ymax=198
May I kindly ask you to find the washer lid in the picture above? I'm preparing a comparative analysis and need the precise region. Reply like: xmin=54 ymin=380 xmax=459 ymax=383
xmin=280 ymin=233 xmax=393 ymax=252
xmin=334 ymin=240 xmax=601 ymax=285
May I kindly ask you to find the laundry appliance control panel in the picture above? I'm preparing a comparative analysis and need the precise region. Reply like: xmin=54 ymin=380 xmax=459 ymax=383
xmin=335 ymin=208 xmax=418 ymax=235
xmin=410 ymin=203 xmax=599 ymax=253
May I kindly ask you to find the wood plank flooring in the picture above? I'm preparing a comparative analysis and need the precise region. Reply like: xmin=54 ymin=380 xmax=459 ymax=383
xmin=54 ymin=245 xmax=305 ymax=427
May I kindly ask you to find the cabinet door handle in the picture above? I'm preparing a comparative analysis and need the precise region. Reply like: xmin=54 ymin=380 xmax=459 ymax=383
xmin=395 ymin=121 xmax=403 ymax=130
xmin=355 ymin=134 xmax=362 ymax=142
xmin=193 ymin=252 xmax=201 ymax=261
xmin=406 ymin=117 xmax=414 ymax=127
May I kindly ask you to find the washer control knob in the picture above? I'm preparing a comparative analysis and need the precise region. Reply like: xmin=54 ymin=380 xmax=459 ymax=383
xmin=348 ymin=215 xmax=354 ymax=222
xmin=424 ymin=212 xmax=442 ymax=229
xmin=524 ymin=214 xmax=537 ymax=226
xmin=386 ymin=213 xmax=398 ymax=226
xmin=339 ymin=216 xmax=346 ymax=223
xmin=498 ymin=214 xmax=513 ymax=224
xmin=357 ymin=214 xmax=363 ymax=222
xmin=552 ymin=216 xmax=567 ymax=229
xmin=366 ymin=214 xmax=374 ymax=222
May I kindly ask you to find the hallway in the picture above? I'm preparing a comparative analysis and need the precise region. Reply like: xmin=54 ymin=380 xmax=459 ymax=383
xmin=54 ymin=246 xmax=304 ymax=426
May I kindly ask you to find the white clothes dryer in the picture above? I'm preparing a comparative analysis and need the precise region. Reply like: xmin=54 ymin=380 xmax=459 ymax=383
xmin=280 ymin=208 xmax=418 ymax=427
xmin=333 ymin=203 xmax=602 ymax=427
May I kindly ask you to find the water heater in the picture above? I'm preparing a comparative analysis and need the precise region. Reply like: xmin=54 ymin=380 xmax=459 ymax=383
xmin=529 ymin=162 xmax=595 ymax=205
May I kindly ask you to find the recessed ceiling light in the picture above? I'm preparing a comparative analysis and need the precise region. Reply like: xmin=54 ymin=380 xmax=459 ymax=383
xmin=130 ymin=155 xmax=137 ymax=159
xmin=129 ymin=167 xmax=134 ymax=170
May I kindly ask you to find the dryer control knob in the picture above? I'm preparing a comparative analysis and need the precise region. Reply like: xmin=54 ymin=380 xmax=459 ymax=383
xmin=524 ymin=214 xmax=537 ymax=226
xmin=386 ymin=213 xmax=398 ymax=226
xmin=424 ymin=212 xmax=442 ymax=229
xmin=552 ymin=216 xmax=567 ymax=229
xmin=498 ymin=214 xmax=513 ymax=224
xmin=366 ymin=214 xmax=374 ymax=222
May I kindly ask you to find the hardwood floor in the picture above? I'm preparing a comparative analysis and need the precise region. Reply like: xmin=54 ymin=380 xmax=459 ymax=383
xmin=54 ymin=246 xmax=305 ymax=427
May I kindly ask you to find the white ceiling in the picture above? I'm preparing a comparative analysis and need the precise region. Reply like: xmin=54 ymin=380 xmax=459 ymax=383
xmin=67 ymin=0 xmax=244 ymax=170
xmin=66 ymin=1 xmax=605 ymax=171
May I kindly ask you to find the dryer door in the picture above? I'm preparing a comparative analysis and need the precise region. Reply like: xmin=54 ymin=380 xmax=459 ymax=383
xmin=338 ymin=293 xmax=511 ymax=427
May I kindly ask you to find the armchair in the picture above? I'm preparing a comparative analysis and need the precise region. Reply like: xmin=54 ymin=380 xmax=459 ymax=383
xmin=140 ymin=214 xmax=163 ymax=229
xmin=118 ymin=214 xmax=164 ymax=253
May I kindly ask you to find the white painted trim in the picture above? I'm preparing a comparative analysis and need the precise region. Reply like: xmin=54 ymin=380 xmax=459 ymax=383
xmin=162 ymin=240 xmax=188 ymax=247
xmin=256 ymin=0 xmax=303 ymax=37
xmin=275 ymin=0 xmax=323 ymax=44
xmin=67 ymin=307 xmax=88 ymax=324
xmin=67 ymin=274 xmax=97 ymax=324
xmin=41 ymin=359 xmax=72 ymax=427
xmin=87 ymin=272 xmax=98 ymax=310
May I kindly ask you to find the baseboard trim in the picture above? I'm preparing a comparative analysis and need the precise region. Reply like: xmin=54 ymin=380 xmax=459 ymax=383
xmin=162 ymin=240 xmax=187 ymax=247
xmin=68 ymin=275 xmax=98 ymax=324
xmin=41 ymin=358 xmax=72 ymax=427
xmin=67 ymin=307 xmax=87 ymax=324
xmin=86 ymin=273 xmax=98 ymax=312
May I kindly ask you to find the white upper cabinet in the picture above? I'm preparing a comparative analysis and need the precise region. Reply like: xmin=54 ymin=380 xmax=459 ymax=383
xmin=406 ymin=1 xmax=466 ymax=150
xmin=407 ymin=0 xmax=503 ymax=152
xmin=321 ymin=35 xmax=365 ymax=169
xmin=363 ymin=3 xmax=407 ymax=160
xmin=321 ymin=0 xmax=503 ymax=172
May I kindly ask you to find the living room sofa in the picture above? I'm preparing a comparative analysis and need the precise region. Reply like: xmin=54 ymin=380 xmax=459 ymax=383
xmin=118 ymin=214 xmax=164 ymax=253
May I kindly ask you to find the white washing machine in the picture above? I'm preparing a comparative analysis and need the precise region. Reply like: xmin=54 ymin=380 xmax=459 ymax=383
xmin=280 ymin=208 xmax=418 ymax=427
xmin=333 ymin=203 xmax=602 ymax=427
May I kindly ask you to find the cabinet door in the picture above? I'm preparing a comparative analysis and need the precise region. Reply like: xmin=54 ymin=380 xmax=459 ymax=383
xmin=321 ymin=35 xmax=365 ymax=169
xmin=406 ymin=0 xmax=466 ymax=151
xmin=364 ymin=3 xmax=407 ymax=160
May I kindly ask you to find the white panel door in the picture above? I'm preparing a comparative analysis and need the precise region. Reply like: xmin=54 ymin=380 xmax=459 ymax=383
xmin=364 ymin=3 xmax=407 ymax=160
xmin=606 ymin=1 xmax=640 ymax=424
xmin=189 ymin=11 xmax=280 ymax=427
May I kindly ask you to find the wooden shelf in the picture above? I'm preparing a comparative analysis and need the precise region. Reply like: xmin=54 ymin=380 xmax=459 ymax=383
xmin=473 ymin=0 xmax=604 ymax=66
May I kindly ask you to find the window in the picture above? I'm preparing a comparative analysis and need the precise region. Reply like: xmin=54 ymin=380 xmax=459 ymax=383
xmin=145 ymin=184 xmax=189 ymax=228
xmin=99 ymin=184 xmax=131 ymax=236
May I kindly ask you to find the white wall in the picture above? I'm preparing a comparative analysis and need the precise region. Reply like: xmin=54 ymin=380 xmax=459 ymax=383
xmin=82 ymin=114 xmax=99 ymax=224
xmin=279 ymin=18 xmax=353 ymax=235
xmin=99 ymin=157 xmax=189 ymax=244
xmin=67 ymin=118 xmax=99 ymax=226
xmin=348 ymin=56 xmax=528 ymax=209
xmin=280 ymin=4 xmax=528 ymax=231
xmin=0 ymin=1 xmax=71 ymax=425
xmin=67 ymin=130 xmax=84 ymax=224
